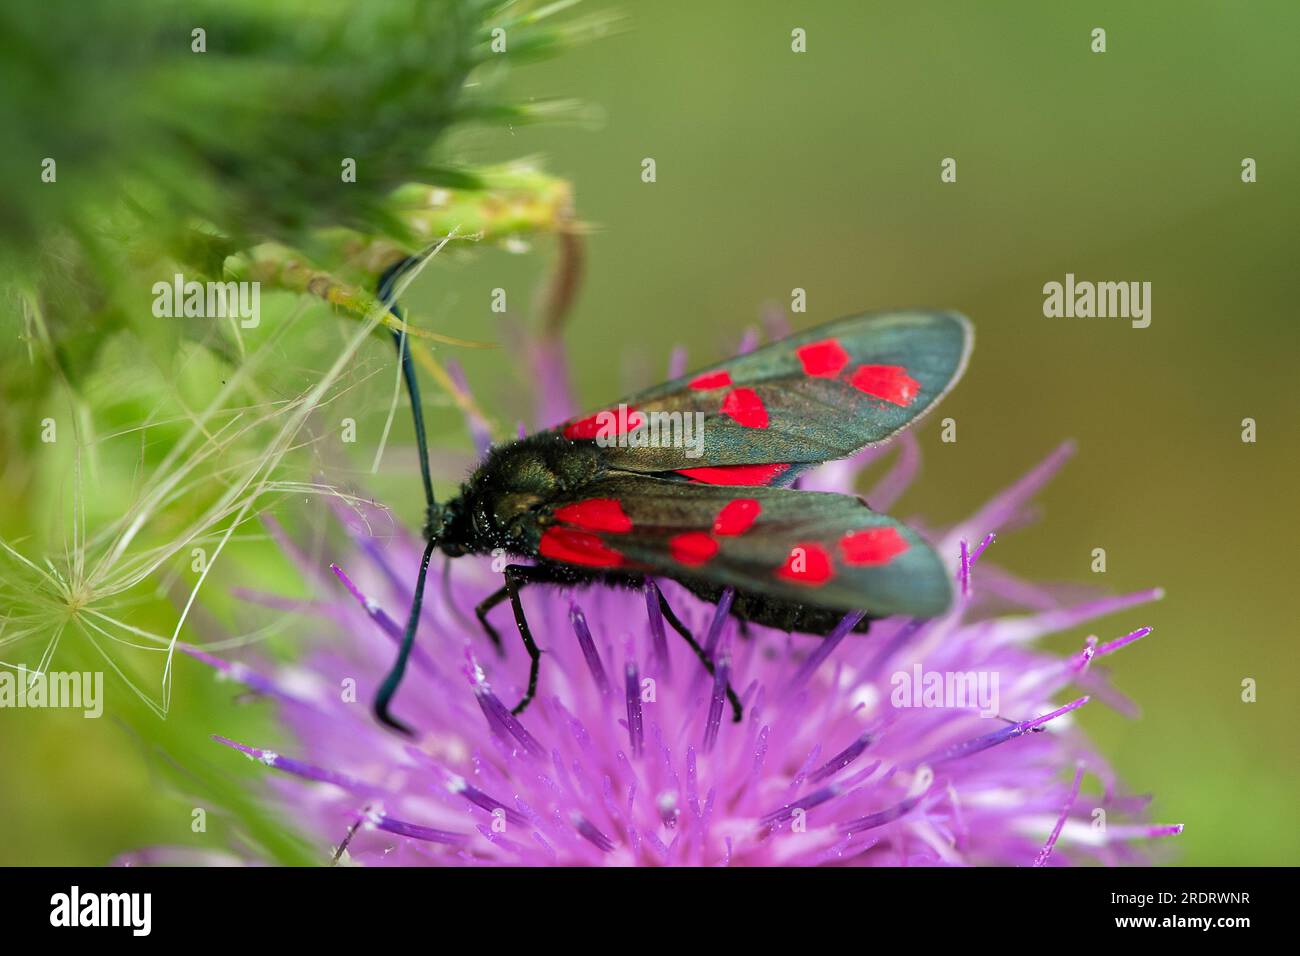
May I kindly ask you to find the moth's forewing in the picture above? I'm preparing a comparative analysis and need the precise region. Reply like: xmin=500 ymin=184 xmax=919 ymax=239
xmin=555 ymin=310 xmax=972 ymax=476
xmin=538 ymin=476 xmax=953 ymax=619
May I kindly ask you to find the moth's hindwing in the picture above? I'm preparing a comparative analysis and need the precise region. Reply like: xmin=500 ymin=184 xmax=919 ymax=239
xmin=536 ymin=475 xmax=953 ymax=618
xmin=555 ymin=310 xmax=972 ymax=483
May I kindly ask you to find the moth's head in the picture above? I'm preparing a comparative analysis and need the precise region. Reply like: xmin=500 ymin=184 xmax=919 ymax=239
xmin=428 ymin=498 xmax=460 ymax=554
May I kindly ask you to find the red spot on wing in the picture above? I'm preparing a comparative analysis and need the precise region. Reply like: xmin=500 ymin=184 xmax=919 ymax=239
xmin=539 ymin=527 xmax=626 ymax=568
xmin=669 ymin=531 xmax=718 ymax=567
xmin=796 ymin=339 xmax=850 ymax=378
xmin=849 ymin=365 xmax=920 ymax=406
xmin=689 ymin=370 xmax=732 ymax=390
xmin=677 ymin=463 xmax=789 ymax=486
xmin=839 ymin=526 xmax=909 ymax=566
xmin=720 ymin=387 xmax=769 ymax=428
xmin=563 ymin=406 xmax=645 ymax=441
xmin=713 ymin=498 xmax=761 ymax=535
xmin=776 ymin=542 xmax=833 ymax=586
xmin=554 ymin=499 xmax=633 ymax=534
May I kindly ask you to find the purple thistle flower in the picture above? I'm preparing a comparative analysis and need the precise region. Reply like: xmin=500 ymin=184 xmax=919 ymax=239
xmin=162 ymin=335 xmax=1181 ymax=868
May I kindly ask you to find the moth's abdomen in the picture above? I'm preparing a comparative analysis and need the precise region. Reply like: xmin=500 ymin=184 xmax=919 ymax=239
xmin=676 ymin=577 xmax=874 ymax=636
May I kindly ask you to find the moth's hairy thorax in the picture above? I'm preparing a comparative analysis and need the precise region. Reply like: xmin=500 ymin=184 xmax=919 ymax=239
xmin=438 ymin=433 xmax=605 ymax=557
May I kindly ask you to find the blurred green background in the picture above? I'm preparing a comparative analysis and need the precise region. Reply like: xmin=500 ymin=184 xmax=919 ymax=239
xmin=2 ymin=1 xmax=1297 ymax=865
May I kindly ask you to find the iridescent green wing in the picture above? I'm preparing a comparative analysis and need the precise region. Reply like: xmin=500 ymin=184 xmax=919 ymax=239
xmin=535 ymin=475 xmax=952 ymax=618
xmin=553 ymin=310 xmax=971 ymax=485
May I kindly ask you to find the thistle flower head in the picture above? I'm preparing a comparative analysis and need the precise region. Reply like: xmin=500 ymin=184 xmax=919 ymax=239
xmin=158 ymin=335 xmax=1182 ymax=867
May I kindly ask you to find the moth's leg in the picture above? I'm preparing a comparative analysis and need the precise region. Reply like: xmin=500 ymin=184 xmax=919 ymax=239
xmin=501 ymin=564 xmax=551 ymax=716
xmin=655 ymin=587 xmax=744 ymax=723
xmin=472 ymin=584 xmax=509 ymax=657
xmin=474 ymin=562 xmax=566 ymax=659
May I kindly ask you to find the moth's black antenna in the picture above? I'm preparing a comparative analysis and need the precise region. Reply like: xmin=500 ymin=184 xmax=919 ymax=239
xmin=372 ymin=254 xmax=438 ymax=735
xmin=374 ymin=536 xmax=435 ymax=735
xmin=377 ymin=256 xmax=436 ymax=522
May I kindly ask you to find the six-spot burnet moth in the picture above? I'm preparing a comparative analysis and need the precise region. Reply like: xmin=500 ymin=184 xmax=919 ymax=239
xmin=372 ymin=258 xmax=973 ymax=734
